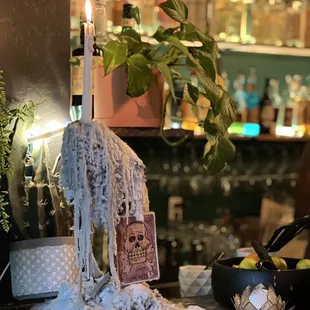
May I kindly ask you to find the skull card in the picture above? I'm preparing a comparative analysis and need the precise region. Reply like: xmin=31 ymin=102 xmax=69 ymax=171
xmin=116 ymin=212 xmax=160 ymax=285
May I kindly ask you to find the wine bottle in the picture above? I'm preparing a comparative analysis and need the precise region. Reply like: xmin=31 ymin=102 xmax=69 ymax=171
xmin=122 ymin=3 xmax=134 ymax=32
xmin=71 ymin=17 xmax=103 ymax=122
xmin=259 ymin=78 xmax=275 ymax=135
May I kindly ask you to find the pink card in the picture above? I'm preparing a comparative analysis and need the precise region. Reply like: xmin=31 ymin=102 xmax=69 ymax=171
xmin=116 ymin=212 xmax=160 ymax=285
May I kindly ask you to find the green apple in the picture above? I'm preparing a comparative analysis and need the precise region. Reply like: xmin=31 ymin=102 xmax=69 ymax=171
xmin=271 ymin=257 xmax=288 ymax=270
xmin=239 ymin=258 xmax=258 ymax=270
xmin=296 ymin=259 xmax=310 ymax=270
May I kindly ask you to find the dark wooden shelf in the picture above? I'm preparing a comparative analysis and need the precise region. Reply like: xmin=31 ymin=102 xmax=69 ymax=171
xmin=111 ymin=127 xmax=194 ymax=138
xmin=105 ymin=127 xmax=310 ymax=142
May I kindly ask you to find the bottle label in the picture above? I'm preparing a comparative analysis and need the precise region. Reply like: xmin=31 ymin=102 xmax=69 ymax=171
xmin=71 ymin=55 xmax=103 ymax=96
xmin=122 ymin=18 xmax=134 ymax=28
xmin=246 ymin=93 xmax=259 ymax=110
xmin=284 ymin=107 xmax=293 ymax=126
xmin=304 ymin=102 xmax=310 ymax=124
xmin=261 ymin=105 xmax=275 ymax=128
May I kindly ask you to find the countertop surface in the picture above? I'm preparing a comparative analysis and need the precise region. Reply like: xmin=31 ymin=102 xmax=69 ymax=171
xmin=0 ymin=295 xmax=227 ymax=310
xmin=0 ymin=282 xmax=228 ymax=310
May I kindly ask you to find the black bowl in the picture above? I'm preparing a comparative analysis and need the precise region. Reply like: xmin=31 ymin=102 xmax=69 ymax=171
xmin=212 ymin=257 xmax=310 ymax=310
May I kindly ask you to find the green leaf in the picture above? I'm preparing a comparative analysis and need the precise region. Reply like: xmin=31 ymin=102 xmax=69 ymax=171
xmin=187 ymin=54 xmax=236 ymax=131
xmin=203 ymin=134 xmax=235 ymax=173
xmin=69 ymin=57 xmax=81 ymax=68
xmin=119 ymin=29 xmax=141 ymax=48
xmin=153 ymin=61 xmax=175 ymax=100
xmin=132 ymin=6 xmax=141 ymax=25
xmin=195 ymin=29 xmax=219 ymax=66
xmin=127 ymin=54 xmax=153 ymax=97
xmin=186 ymin=83 xmax=199 ymax=104
xmin=203 ymin=118 xmax=218 ymax=136
xmin=153 ymin=26 xmax=170 ymax=42
xmin=131 ymin=42 xmax=152 ymax=58
xmin=195 ymin=51 xmax=216 ymax=82
xmin=213 ymin=91 xmax=238 ymax=133
xmin=166 ymin=36 xmax=189 ymax=56
xmin=104 ymin=41 xmax=128 ymax=74
xmin=159 ymin=0 xmax=188 ymax=23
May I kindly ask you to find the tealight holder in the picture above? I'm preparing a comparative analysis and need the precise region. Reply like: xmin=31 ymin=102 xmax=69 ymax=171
xmin=233 ymin=284 xmax=291 ymax=310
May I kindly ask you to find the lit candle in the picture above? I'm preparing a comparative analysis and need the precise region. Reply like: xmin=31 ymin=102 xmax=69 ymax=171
xmin=82 ymin=0 xmax=94 ymax=123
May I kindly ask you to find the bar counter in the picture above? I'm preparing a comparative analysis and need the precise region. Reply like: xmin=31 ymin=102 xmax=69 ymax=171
xmin=0 ymin=283 xmax=227 ymax=309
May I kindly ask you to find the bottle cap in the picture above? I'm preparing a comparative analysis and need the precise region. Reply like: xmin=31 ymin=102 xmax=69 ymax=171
xmin=122 ymin=3 xmax=133 ymax=19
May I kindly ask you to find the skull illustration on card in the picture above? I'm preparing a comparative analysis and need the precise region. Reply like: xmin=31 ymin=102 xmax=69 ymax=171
xmin=116 ymin=212 xmax=160 ymax=285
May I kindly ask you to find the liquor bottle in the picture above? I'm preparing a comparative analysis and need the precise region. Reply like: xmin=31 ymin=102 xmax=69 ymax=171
xmin=292 ymin=74 xmax=305 ymax=136
xmin=259 ymin=78 xmax=275 ymax=135
xmin=276 ymin=75 xmax=295 ymax=137
xmin=71 ymin=17 xmax=104 ymax=122
xmin=245 ymin=67 xmax=259 ymax=124
xmin=303 ymin=76 xmax=310 ymax=135
xmin=229 ymin=74 xmax=247 ymax=135
xmin=122 ymin=3 xmax=134 ymax=32
xmin=285 ymin=0 xmax=303 ymax=47
xmin=269 ymin=79 xmax=282 ymax=135
xmin=233 ymin=74 xmax=247 ymax=122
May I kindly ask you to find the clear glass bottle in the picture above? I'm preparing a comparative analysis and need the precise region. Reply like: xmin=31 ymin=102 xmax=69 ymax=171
xmin=141 ymin=0 xmax=158 ymax=35
xmin=269 ymin=79 xmax=282 ymax=134
xmin=285 ymin=0 xmax=304 ymax=47
xmin=95 ymin=0 xmax=109 ymax=47
xmin=268 ymin=0 xmax=286 ymax=46
xmin=233 ymin=74 xmax=247 ymax=123
xmin=251 ymin=0 xmax=270 ymax=45
xmin=300 ymin=0 xmax=310 ymax=47
xmin=70 ymin=0 xmax=82 ymax=49
xmin=213 ymin=0 xmax=242 ymax=42
xmin=276 ymin=75 xmax=295 ymax=137
xmin=240 ymin=0 xmax=255 ymax=44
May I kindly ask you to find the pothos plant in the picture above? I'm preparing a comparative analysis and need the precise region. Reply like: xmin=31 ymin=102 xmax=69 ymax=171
xmin=102 ymin=0 xmax=237 ymax=173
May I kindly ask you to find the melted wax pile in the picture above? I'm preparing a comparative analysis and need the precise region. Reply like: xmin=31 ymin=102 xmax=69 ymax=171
xmin=34 ymin=121 xmax=203 ymax=310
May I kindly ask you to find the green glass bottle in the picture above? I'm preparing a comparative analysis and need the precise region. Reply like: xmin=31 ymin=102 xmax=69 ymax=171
xmin=122 ymin=3 xmax=134 ymax=32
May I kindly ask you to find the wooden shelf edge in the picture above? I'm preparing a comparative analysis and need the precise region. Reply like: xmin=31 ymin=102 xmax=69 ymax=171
xmin=218 ymin=42 xmax=310 ymax=57
xmin=108 ymin=127 xmax=310 ymax=142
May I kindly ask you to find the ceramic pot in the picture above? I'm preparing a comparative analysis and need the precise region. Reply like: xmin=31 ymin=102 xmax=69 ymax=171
xmin=94 ymin=66 xmax=165 ymax=128
xmin=212 ymin=257 xmax=310 ymax=310
xmin=10 ymin=237 xmax=78 ymax=300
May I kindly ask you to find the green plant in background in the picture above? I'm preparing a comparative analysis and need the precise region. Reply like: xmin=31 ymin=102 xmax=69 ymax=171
xmin=0 ymin=70 xmax=73 ymax=235
xmin=102 ymin=0 xmax=237 ymax=173
xmin=0 ymin=71 xmax=37 ymax=232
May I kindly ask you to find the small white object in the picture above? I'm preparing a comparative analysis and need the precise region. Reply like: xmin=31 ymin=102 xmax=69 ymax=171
xmin=236 ymin=247 xmax=276 ymax=258
xmin=178 ymin=265 xmax=212 ymax=298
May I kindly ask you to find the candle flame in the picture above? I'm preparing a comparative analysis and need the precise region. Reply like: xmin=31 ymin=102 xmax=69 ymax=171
xmin=85 ymin=0 xmax=92 ymax=22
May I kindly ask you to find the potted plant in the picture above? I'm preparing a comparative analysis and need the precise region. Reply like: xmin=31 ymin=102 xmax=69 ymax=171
xmin=0 ymin=71 xmax=78 ymax=302
xmin=94 ymin=0 xmax=237 ymax=172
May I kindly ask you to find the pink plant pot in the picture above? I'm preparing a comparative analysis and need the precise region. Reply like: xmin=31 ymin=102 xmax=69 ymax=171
xmin=94 ymin=66 xmax=165 ymax=127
